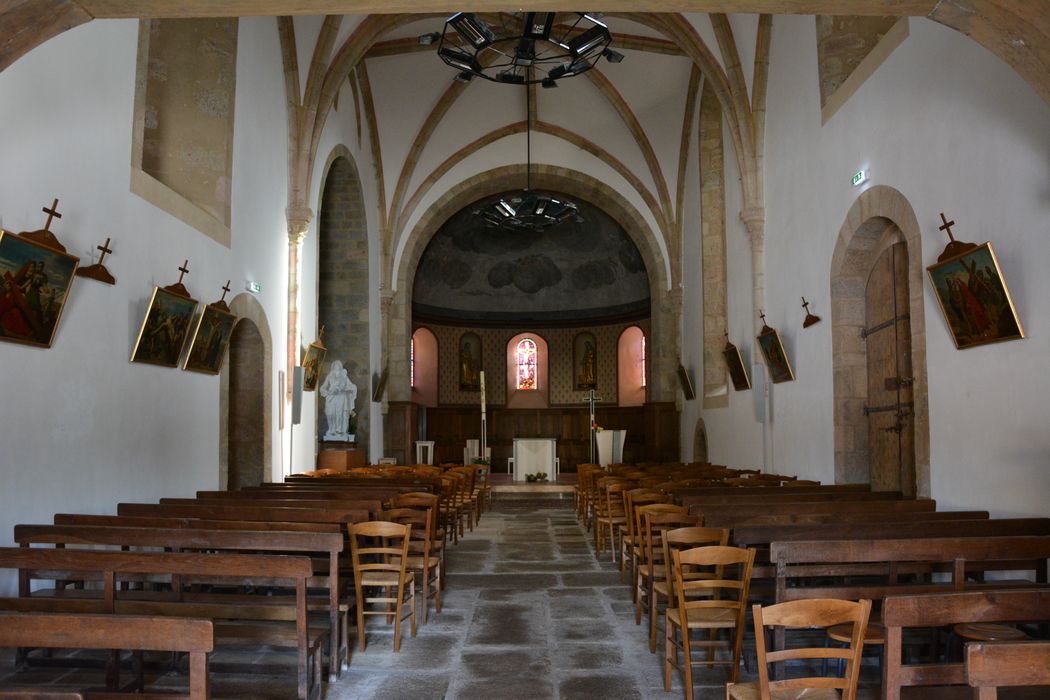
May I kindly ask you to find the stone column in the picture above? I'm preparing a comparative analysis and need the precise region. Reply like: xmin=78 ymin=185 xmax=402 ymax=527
xmin=740 ymin=207 xmax=766 ymax=336
xmin=286 ymin=206 xmax=312 ymax=400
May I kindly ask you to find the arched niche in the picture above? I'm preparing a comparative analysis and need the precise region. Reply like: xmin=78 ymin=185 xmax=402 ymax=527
xmin=411 ymin=326 xmax=438 ymax=407
xmin=220 ymin=292 xmax=273 ymax=486
xmin=506 ymin=332 xmax=549 ymax=409
xmin=830 ymin=185 xmax=930 ymax=497
xmin=618 ymin=325 xmax=646 ymax=407
xmin=693 ymin=417 xmax=709 ymax=463
xmin=389 ymin=165 xmax=676 ymax=406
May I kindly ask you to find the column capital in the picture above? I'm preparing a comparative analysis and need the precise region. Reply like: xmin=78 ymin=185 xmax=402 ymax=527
xmin=380 ymin=286 xmax=396 ymax=317
xmin=740 ymin=207 xmax=765 ymax=245
xmin=286 ymin=205 xmax=313 ymax=244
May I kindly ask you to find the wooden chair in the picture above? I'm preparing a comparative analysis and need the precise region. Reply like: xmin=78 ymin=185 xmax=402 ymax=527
xmin=348 ymin=520 xmax=416 ymax=652
xmin=636 ymin=508 xmax=698 ymax=632
xmin=620 ymin=489 xmax=671 ymax=583
xmin=593 ymin=479 xmax=632 ymax=560
xmin=665 ymin=545 xmax=755 ymax=700
xmin=651 ymin=526 xmax=730 ymax=654
xmin=966 ymin=640 xmax=1050 ymax=699
xmin=726 ymin=598 xmax=871 ymax=700
xmin=383 ymin=507 xmax=441 ymax=624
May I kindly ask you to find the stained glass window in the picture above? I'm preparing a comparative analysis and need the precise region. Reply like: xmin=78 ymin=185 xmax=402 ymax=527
xmin=516 ymin=338 xmax=537 ymax=390
xmin=410 ymin=337 xmax=415 ymax=387
xmin=640 ymin=334 xmax=646 ymax=387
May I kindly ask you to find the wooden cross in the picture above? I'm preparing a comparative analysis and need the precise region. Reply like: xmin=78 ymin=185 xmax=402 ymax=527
xmin=42 ymin=198 xmax=62 ymax=231
xmin=96 ymin=237 xmax=113 ymax=264
xmin=176 ymin=260 xmax=190 ymax=285
xmin=583 ymin=388 xmax=603 ymax=464
xmin=759 ymin=310 xmax=767 ymax=325
xmin=319 ymin=325 xmax=326 ymax=343
xmin=938 ymin=212 xmax=956 ymax=242
xmin=220 ymin=279 xmax=231 ymax=303
xmin=801 ymin=297 xmax=811 ymax=313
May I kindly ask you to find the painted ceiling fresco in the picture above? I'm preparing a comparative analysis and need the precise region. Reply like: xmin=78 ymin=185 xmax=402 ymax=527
xmin=412 ymin=193 xmax=651 ymax=324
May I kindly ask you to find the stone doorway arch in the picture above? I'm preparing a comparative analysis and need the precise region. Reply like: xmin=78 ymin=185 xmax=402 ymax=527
xmin=830 ymin=186 xmax=930 ymax=497
xmin=693 ymin=417 xmax=709 ymax=463
xmin=220 ymin=293 xmax=273 ymax=488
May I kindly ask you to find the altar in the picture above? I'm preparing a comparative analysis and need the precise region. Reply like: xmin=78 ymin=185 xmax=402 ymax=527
xmin=511 ymin=438 xmax=558 ymax=481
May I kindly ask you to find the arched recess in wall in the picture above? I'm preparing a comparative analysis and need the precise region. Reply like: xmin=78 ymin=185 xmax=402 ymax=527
xmin=830 ymin=185 xmax=930 ymax=498
xmin=317 ymin=146 xmax=370 ymax=452
xmin=693 ymin=417 xmax=709 ymax=463
xmin=506 ymin=332 xmax=549 ymax=409
xmin=219 ymin=292 xmax=273 ymax=488
xmin=390 ymin=165 xmax=675 ymax=406
xmin=618 ymin=325 xmax=646 ymax=407
xmin=411 ymin=326 xmax=438 ymax=407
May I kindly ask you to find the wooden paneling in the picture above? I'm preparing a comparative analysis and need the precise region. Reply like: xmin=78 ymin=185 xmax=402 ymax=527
xmin=383 ymin=401 xmax=418 ymax=466
xmin=424 ymin=402 xmax=678 ymax=473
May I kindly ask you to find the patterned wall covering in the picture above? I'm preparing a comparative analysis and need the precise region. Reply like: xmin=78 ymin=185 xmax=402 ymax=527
xmin=423 ymin=320 xmax=651 ymax=407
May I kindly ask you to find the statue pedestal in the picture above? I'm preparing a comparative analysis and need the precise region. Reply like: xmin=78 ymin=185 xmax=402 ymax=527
xmin=317 ymin=443 xmax=366 ymax=471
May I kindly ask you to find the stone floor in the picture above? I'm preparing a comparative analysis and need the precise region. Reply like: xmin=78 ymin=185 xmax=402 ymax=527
xmin=1 ymin=496 xmax=888 ymax=699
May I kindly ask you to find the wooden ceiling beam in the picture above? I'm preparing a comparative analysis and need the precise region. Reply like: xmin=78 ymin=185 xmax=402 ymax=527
xmin=73 ymin=1 xmax=936 ymax=19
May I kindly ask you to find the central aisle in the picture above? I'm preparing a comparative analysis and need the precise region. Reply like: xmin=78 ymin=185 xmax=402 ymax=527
xmin=334 ymin=498 xmax=710 ymax=699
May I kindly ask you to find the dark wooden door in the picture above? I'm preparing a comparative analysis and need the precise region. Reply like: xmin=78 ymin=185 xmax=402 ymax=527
xmin=864 ymin=242 xmax=916 ymax=497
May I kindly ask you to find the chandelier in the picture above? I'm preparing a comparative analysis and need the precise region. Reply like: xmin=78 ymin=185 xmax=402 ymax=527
xmin=428 ymin=12 xmax=622 ymax=87
xmin=472 ymin=85 xmax=582 ymax=232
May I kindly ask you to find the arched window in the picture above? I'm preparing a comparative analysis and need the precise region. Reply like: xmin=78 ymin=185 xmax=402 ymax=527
xmin=516 ymin=338 xmax=538 ymax=390
xmin=411 ymin=327 xmax=438 ymax=407
xmin=618 ymin=326 xmax=646 ymax=407
xmin=641 ymin=334 xmax=647 ymax=388
xmin=410 ymin=337 xmax=415 ymax=387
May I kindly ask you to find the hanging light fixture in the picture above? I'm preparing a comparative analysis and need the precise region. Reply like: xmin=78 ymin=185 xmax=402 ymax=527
xmin=472 ymin=84 xmax=582 ymax=232
xmin=432 ymin=12 xmax=616 ymax=87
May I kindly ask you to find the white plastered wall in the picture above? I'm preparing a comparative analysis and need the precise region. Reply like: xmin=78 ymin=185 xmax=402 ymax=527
xmin=708 ymin=16 xmax=1050 ymax=515
xmin=0 ymin=17 xmax=291 ymax=594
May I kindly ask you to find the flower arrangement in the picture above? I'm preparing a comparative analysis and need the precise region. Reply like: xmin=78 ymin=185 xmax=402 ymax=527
xmin=525 ymin=472 xmax=549 ymax=483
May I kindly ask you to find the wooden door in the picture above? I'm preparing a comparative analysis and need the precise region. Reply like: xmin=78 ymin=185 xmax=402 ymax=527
xmin=864 ymin=242 xmax=916 ymax=497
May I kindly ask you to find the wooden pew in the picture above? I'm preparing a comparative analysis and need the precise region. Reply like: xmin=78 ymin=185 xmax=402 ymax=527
xmin=0 ymin=611 xmax=212 ymax=699
xmin=694 ymin=499 xmax=938 ymax=527
xmin=0 ymin=547 xmax=322 ymax=700
xmin=117 ymin=502 xmax=369 ymax=526
xmin=883 ymin=589 xmax=1050 ymax=700
xmin=671 ymin=483 xmax=872 ymax=498
xmin=729 ymin=510 xmax=989 ymax=526
xmin=14 ymin=523 xmax=347 ymax=683
xmin=54 ymin=513 xmax=342 ymax=534
xmin=158 ymin=497 xmax=384 ymax=516
xmin=967 ymin=640 xmax=1050 ymax=699
xmin=678 ymin=490 xmax=904 ymax=508
xmin=771 ymin=536 xmax=1050 ymax=606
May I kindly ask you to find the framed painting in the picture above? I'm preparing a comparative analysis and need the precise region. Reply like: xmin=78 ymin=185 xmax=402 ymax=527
xmin=131 ymin=287 xmax=199 ymax=367
xmin=459 ymin=332 xmax=481 ymax=391
xmin=677 ymin=363 xmax=696 ymax=401
xmin=0 ymin=230 xmax=80 ymax=348
xmin=182 ymin=303 xmax=237 ymax=374
xmin=301 ymin=340 xmax=326 ymax=392
xmin=757 ymin=328 xmax=794 ymax=383
xmin=926 ymin=242 xmax=1023 ymax=349
xmin=574 ymin=332 xmax=598 ymax=390
xmin=723 ymin=343 xmax=751 ymax=391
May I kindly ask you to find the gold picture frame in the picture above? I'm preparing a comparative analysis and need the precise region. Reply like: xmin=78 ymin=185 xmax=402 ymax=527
xmin=677 ymin=362 xmax=696 ymax=400
xmin=926 ymin=241 xmax=1023 ymax=349
xmin=757 ymin=327 xmax=794 ymax=384
xmin=182 ymin=303 xmax=238 ymax=374
xmin=301 ymin=340 xmax=327 ymax=392
xmin=0 ymin=230 xmax=80 ymax=348
xmin=131 ymin=286 xmax=199 ymax=367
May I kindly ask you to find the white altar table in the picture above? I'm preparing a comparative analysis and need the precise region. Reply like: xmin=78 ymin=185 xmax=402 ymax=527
xmin=511 ymin=438 xmax=558 ymax=481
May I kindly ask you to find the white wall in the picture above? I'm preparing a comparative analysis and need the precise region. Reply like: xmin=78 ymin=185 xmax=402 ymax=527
xmin=708 ymin=16 xmax=1050 ymax=515
xmin=0 ymin=17 xmax=291 ymax=594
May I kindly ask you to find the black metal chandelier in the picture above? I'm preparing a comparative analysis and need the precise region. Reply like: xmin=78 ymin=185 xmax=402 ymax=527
xmin=472 ymin=85 xmax=582 ymax=232
xmin=429 ymin=12 xmax=621 ymax=87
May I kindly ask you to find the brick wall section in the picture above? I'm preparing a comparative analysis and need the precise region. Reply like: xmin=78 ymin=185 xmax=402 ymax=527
xmin=228 ymin=319 xmax=264 ymax=489
xmin=318 ymin=156 xmax=370 ymax=450
xmin=816 ymin=15 xmax=898 ymax=110
xmin=700 ymin=83 xmax=729 ymax=409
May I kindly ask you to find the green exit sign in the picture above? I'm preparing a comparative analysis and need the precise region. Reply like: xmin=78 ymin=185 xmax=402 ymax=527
xmin=851 ymin=169 xmax=868 ymax=187
xmin=246 ymin=280 xmax=262 ymax=294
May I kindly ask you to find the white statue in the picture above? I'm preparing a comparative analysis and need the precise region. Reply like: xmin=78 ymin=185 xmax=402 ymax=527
xmin=320 ymin=360 xmax=357 ymax=441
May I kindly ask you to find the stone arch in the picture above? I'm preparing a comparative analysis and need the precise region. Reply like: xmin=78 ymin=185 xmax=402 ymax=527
xmin=830 ymin=185 xmax=930 ymax=497
xmin=316 ymin=145 xmax=371 ymax=452
xmin=219 ymin=292 xmax=273 ymax=488
xmin=693 ymin=417 xmax=709 ymax=463
xmin=389 ymin=164 xmax=676 ymax=406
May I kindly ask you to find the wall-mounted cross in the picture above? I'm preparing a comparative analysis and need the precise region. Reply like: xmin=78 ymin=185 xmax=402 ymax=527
xmin=42 ymin=198 xmax=62 ymax=231
xmin=177 ymin=260 xmax=190 ymax=285
xmin=220 ymin=280 xmax=231 ymax=303
xmin=759 ymin=310 xmax=767 ymax=325
xmin=801 ymin=297 xmax=812 ymax=314
xmin=96 ymin=237 xmax=113 ymax=264
xmin=938 ymin=212 xmax=956 ymax=242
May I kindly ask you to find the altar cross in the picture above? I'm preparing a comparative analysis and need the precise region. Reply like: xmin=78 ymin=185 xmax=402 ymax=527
xmin=176 ymin=260 xmax=190 ymax=285
xmin=220 ymin=279 xmax=231 ymax=303
xmin=42 ymin=199 xmax=62 ymax=231
xmin=938 ymin=212 xmax=956 ymax=242
xmin=583 ymin=389 xmax=603 ymax=464
xmin=96 ymin=237 xmax=113 ymax=264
